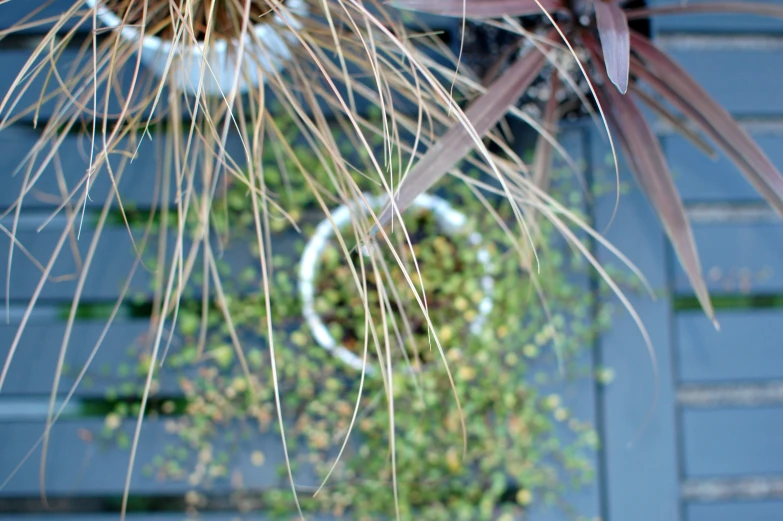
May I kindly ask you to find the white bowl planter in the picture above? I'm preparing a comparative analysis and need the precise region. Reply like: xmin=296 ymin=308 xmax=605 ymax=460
xmin=299 ymin=193 xmax=495 ymax=374
xmin=86 ymin=0 xmax=306 ymax=95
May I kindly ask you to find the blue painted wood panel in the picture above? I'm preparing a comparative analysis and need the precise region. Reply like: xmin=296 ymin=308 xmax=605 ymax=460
xmin=660 ymin=46 xmax=783 ymax=116
xmin=0 ymin=220 xmax=154 ymax=301
xmin=665 ymin=133 xmax=783 ymax=204
xmin=0 ymin=318 xmax=182 ymax=397
xmin=673 ymin=221 xmax=783 ymax=294
xmin=0 ymin=46 xmax=171 ymax=124
xmin=0 ymin=0 xmax=84 ymax=32
xmin=502 ymin=122 xmax=601 ymax=521
xmin=0 ymin=214 xmax=284 ymax=302
xmin=592 ymin=128 xmax=681 ymax=521
xmin=0 ymin=125 xmax=248 ymax=210
xmin=0 ymin=418 xmax=310 ymax=497
xmin=677 ymin=310 xmax=783 ymax=383
xmin=682 ymin=407 xmax=783 ymax=477
xmin=650 ymin=0 xmax=783 ymax=34
xmin=687 ymin=500 xmax=783 ymax=521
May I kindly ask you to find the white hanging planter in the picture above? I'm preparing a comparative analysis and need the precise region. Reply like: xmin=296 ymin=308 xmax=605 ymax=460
xmin=85 ymin=0 xmax=306 ymax=95
xmin=298 ymin=193 xmax=495 ymax=375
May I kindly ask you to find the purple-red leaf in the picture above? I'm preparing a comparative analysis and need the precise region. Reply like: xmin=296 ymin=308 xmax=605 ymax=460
xmin=603 ymin=89 xmax=715 ymax=323
xmin=630 ymin=32 xmax=783 ymax=216
xmin=389 ymin=0 xmax=563 ymax=18
xmin=375 ymin=36 xmax=551 ymax=229
xmin=585 ymin=38 xmax=715 ymax=322
xmin=630 ymin=83 xmax=718 ymax=160
xmin=594 ymin=0 xmax=630 ymax=94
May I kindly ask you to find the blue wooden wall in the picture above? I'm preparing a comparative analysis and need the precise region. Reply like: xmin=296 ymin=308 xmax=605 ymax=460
xmin=595 ymin=3 xmax=783 ymax=521
xmin=0 ymin=1 xmax=782 ymax=520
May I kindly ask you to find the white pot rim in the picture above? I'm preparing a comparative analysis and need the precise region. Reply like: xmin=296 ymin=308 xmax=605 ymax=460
xmin=298 ymin=192 xmax=495 ymax=374
xmin=86 ymin=0 xmax=305 ymax=50
xmin=84 ymin=0 xmax=306 ymax=94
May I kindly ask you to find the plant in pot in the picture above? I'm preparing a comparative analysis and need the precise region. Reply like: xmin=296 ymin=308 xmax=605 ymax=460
xmin=119 ymin=149 xmax=610 ymax=519
xmin=0 ymin=1 xmax=500 ymax=511
xmin=298 ymin=191 xmax=495 ymax=375
xmin=381 ymin=0 xmax=783 ymax=326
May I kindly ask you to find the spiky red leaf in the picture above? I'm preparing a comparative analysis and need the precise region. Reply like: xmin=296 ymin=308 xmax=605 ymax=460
xmin=585 ymin=38 xmax=715 ymax=322
xmin=630 ymin=83 xmax=718 ymax=160
xmin=630 ymin=32 xmax=783 ymax=216
xmin=595 ymin=0 xmax=630 ymax=94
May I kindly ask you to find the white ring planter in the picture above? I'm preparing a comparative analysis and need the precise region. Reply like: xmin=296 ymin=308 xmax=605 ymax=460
xmin=86 ymin=0 xmax=306 ymax=95
xmin=298 ymin=193 xmax=495 ymax=374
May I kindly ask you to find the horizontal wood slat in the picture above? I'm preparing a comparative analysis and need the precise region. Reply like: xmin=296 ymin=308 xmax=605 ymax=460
xmin=0 ymin=418 xmax=305 ymax=497
xmin=687 ymin=500 xmax=783 ymax=521
xmin=672 ymin=221 xmax=783 ymax=294
xmin=0 ymin=318 xmax=169 ymax=397
xmin=682 ymin=407 xmax=783 ymax=477
xmin=0 ymin=125 xmax=248 ymax=211
xmin=665 ymin=133 xmax=783 ymax=204
xmin=0 ymin=1 xmax=85 ymax=32
xmin=660 ymin=46 xmax=783 ymax=116
xmin=650 ymin=0 xmax=783 ymax=33
xmin=0 ymin=213 xmax=295 ymax=301
xmin=0 ymin=44 xmax=435 ymax=124
xmin=0 ymin=46 xmax=173 ymax=125
xmin=677 ymin=310 xmax=783 ymax=383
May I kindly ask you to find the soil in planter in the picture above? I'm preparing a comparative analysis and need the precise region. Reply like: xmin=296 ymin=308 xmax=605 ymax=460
xmin=312 ymin=207 xmax=489 ymax=368
xmin=103 ymin=0 xmax=287 ymax=41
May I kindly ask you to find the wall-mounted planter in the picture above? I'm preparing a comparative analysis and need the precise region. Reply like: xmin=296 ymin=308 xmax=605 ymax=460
xmin=85 ymin=0 xmax=307 ymax=95
xmin=298 ymin=192 xmax=495 ymax=374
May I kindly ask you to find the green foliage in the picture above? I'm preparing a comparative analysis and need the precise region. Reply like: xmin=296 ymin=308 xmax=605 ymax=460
xmin=90 ymin=112 xmax=618 ymax=519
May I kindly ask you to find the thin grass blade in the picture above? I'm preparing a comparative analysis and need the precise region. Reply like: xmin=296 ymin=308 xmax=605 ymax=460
xmin=389 ymin=0 xmax=563 ymax=18
xmin=595 ymin=0 xmax=630 ymax=94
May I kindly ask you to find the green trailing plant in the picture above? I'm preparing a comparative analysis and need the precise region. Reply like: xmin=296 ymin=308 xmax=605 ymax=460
xmin=0 ymin=1 xmax=492 ymax=512
xmin=383 ymin=0 xmax=783 ymax=324
xmin=312 ymin=206 xmax=491 ymax=371
xmin=111 ymin=152 xmax=610 ymax=520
